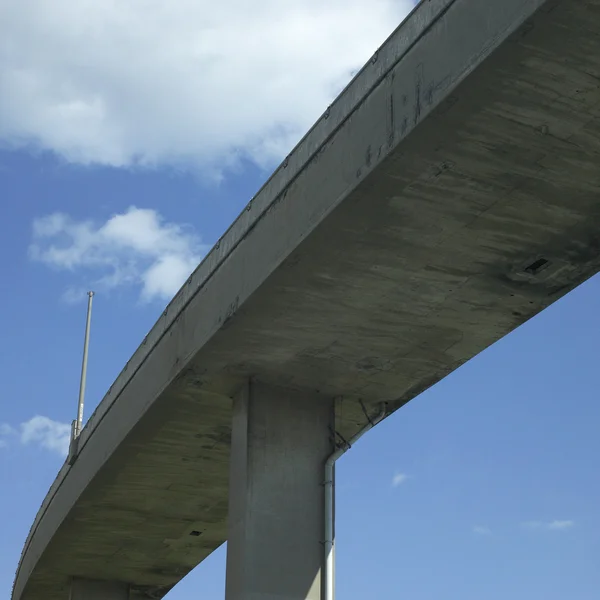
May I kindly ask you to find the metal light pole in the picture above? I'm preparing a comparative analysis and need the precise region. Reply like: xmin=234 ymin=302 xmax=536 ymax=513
xmin=72 ymin=291 xmax=94 ymax=441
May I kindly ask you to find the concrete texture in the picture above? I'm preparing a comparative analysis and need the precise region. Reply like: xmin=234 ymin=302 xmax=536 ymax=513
xmin=225 ymin=382 xmax=334 ymax=600
xmin=13 ymin=0 xmax=600 ymax=598
xmin=70 ymin=579 xmax=129 ymax=600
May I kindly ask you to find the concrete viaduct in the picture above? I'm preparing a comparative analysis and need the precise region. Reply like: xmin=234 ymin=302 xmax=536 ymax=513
xmin=12 ymin=0 xmax=600 ymax=598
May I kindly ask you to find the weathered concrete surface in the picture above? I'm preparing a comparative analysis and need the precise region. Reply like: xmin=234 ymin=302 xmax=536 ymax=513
xmin=225 ymin=383 xmax=334 ymax=600
xmin=70 ymin=579 xmax=129 ymax=600
xmin=13 ymin=0 xmax=600 ymax=598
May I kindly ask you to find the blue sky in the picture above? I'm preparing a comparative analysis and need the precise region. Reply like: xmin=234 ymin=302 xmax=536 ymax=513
xmin=1 ymin=0 xmax=599 ymax=599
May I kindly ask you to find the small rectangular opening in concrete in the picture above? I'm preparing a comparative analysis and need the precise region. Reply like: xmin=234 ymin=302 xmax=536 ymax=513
xmin=524 ymin=258 xmax=549 ymax=275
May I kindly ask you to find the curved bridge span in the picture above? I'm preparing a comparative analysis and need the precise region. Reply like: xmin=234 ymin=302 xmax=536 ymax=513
xmin=13 ymin=0 xmax=600 ymax=598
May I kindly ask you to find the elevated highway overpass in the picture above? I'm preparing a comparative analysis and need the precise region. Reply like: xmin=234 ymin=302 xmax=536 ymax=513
xmin=13 ymin=0 xmax=600 ymax=598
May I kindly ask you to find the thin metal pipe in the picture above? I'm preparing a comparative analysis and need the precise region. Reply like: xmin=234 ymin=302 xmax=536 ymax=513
xmin=74 ymin=291 xmax=94 ymax=439
xmin=324 ymin=403 xmax=387 ymax=600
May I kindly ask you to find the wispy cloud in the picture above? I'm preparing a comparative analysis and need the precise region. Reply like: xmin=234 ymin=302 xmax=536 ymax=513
xmin=29 ymin=207 xmax=208 ymax=302
xmin=473 ymin=526 xmax=491 ymax=535
xmin=0 ymin=423 xmax=15 ymax=436
xmin=0 ymin=0 xmax=414 ymax=175
xmin=0 ymin=416 xmax=71 ymax=456
xmin=547 ymin=520 xmax=575 ymax=530
xmin=0 ymin=423 xmax=15 ymax=448
xmin=522 ymin=520 xmax=575 ymax=531
xmin=21 ymin=416 xmax=71 ymax=455
xmin=392 ymin=472 xmax=408 ymax=487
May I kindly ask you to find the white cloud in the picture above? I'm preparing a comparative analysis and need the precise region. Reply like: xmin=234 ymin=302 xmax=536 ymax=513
xmin=1 ymin=416 xmax=71 ymax=455
xmin=30 ymin=207 xmax=207 ymax=301
xmin=522 ymin=520 xmax=575 ymax=531
xmin=0 ymin=0 xmax=413 ymax=174
xmin=20 ymin=416 xmax=71 ymax=455
xmin=392 ymin=472 xmax=408 ymax=487
xmin=473 ymin=526 xmax=491 ymax=535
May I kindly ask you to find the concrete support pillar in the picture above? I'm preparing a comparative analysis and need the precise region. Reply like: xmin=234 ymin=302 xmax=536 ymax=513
xmin=225 ymin=381 xmax=335 ymax=600
xmin=70 ymin=579 xmax=129 ymax=600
